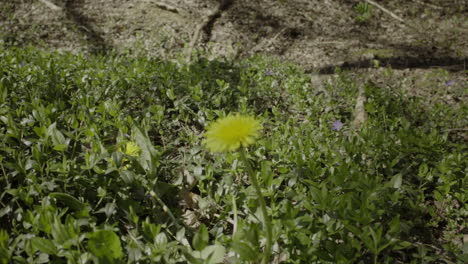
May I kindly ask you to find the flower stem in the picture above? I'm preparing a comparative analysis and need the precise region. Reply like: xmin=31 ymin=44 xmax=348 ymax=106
xmin=240 ymin=148 xmax=272 ymax=264
xmin=232 ymin=193 xmax=238 ymax=238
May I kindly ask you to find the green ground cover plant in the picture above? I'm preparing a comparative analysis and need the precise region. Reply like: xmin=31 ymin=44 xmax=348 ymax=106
xmin=0 ymin=45 xmax=466 ymax=263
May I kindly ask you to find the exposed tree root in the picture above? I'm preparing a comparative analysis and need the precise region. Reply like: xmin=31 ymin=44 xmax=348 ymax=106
xmin=38 ymin=0 xmax=62 ymax=11
xmin=151 ymin=0 xmax=182 ymax=14
xmin=185 ymin=0 xmax=233 ymax=63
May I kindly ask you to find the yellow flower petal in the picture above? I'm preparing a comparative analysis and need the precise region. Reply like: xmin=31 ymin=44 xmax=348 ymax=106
xmin=204 ymin=114 xmax=262 ymax=153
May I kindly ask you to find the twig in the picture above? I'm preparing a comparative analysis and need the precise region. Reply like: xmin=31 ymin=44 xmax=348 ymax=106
xmin=365 ymin=0 xmax=404 ymax=23
xmin=365 ymin=0 xmax=415 ymax=29
xmin=151 ymin=1 xmax=181 ymax=14
xmin=185 ymin=8 xmax=221 ymax=63
xmin=413 ymin=0 xmax=443 ymax=10
xmin=38 ymin=0 xmax=62 ymax=11
xmin=443 ymin=128 xmax=468 ymax=133
xmin=251 ymin=28 xmax=287 ymax=53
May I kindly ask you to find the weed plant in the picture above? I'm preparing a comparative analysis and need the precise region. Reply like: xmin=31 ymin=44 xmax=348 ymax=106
xmin=0 ymin=45 xmax=466 ymax=263
xmin=355 ymin=2 xmax=373 ymax=24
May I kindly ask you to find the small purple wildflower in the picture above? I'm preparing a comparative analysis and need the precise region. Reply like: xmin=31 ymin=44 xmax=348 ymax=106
xmin=20 ymin=61 xmax=25 ymax=67
xmin=265 ymin=70 xmax=273 ymax=76
xmin=445 ymin=80 xmax=455 ymax=86
xmin=332 ymin=120 xmax=344 ymax=131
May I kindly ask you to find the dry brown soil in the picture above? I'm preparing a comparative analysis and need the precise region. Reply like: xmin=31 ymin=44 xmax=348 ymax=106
xmin=1 ymin=0 xmax=467 ymax=104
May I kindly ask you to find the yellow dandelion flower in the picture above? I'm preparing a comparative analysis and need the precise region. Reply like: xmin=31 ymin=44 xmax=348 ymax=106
xmin=204 ymin=114 xmax=262 ymax=152
xmin=123 ymin=141 xmax=140 ymax=157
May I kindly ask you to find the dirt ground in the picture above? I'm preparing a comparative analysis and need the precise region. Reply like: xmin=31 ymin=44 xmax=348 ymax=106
xmin=0 ymin=0 xmax=467 ymax=103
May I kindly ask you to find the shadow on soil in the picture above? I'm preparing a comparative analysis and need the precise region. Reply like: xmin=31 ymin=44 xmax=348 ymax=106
xmin=219 ymin=1 xmax=466 ymax=73
xmin=64 ymin=0 xmax=110 ymax=54
xmin=317 ymin=56 xmax=467 ymax=74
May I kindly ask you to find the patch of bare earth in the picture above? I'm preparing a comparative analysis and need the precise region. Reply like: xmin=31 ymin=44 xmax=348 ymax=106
xmin=1 ymin=0 xmax=466 ymax=109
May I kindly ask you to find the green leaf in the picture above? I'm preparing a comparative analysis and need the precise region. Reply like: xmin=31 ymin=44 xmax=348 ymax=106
xmin=33 ymin=126 xmax=47 ymax=139
xmin=35 ymin=253 xmax=49 ymax=264
xmin=95 ymin=202 xmax=117 ymax=218
xmin=132 ymin=125 xmax=159 ymax=175
xmin=261 ymin=161 xmax=273 ymax=187
xmin=111 ymin=151 xmax=124 ymax=167
xmin=53 ymin=144 xmax=67 ymax=151
xmin=142 ymin=221 xmax=161 ymax=243
xmin=205 ymin=245 xmax=226 ymax=264
xmin=192 ymin=245 xmax=226 ymax=264
xmin=31 ymin=237 xmax=57 ymax=255
xmin=192 ymin=224 xmax=209 ymax=251
xmin=0 ymin=230 xmax=10 ymax=264
xmin=166 ymin=88 xmax=176 ymax=100
xmin=87 ymin=230 xmax=123 ymax=261
xmin=119 ymin=170 xmax=135 ymax=184
xmin=388 ymin=215 xmax=401 ymax=234
xmin=50 ymin=215 xmax=77 ymax=249
xmin=47 ymin=122 xmax=68 ymax=151
xmin=418 ymin=163 xmax=428 ymax=176
xmin=390 ymin=174 xmax=402 ymax=189
xmin=181 ymin=249 xmax=204 ymax=264
xmin=50 ymin=193 xmax=86 ymax=212
xmin=0 ymin=249 xmax=8 ymax=264
xmin=231 ymin=241 xmax=258 ymax=261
